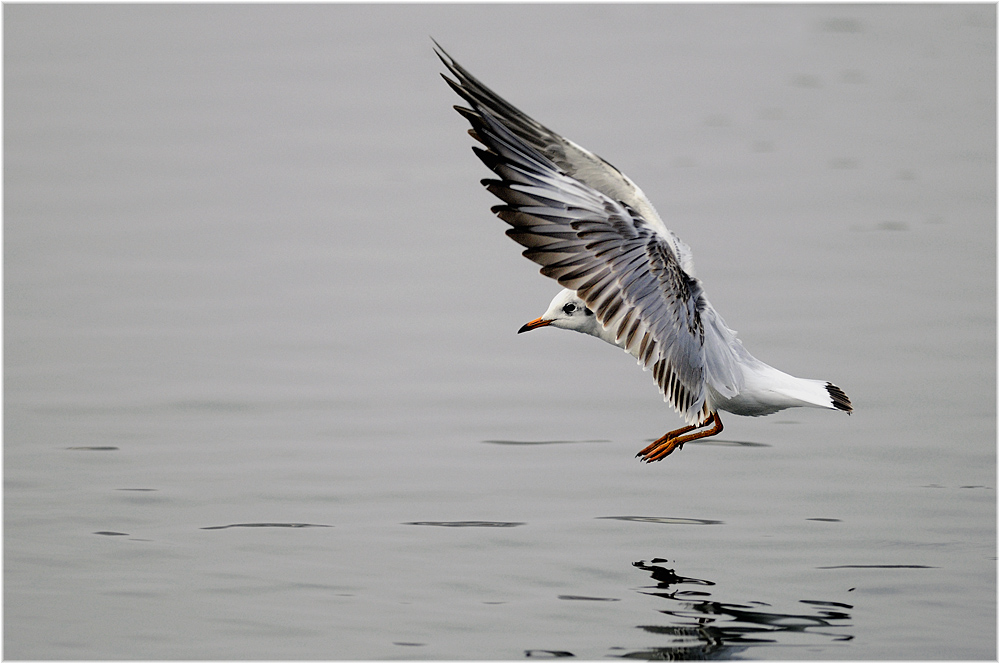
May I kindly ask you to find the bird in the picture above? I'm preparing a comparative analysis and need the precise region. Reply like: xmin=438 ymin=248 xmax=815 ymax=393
xmin=436 ymin=44 xmax=852 ymax=463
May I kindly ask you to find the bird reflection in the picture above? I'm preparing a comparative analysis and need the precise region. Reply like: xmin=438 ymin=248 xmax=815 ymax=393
xmin=617 ymin=559 xmax=853 ymax=660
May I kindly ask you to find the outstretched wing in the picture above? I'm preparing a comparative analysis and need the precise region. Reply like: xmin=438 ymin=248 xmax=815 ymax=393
xmin=438 ymin=45 xmax=710 ymax=423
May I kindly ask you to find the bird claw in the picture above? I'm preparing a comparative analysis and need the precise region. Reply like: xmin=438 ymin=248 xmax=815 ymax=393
xmin=638 ymin=440 xmax=682 ymax=463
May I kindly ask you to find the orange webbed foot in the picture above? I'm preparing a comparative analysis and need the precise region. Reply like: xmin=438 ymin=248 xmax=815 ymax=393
xmin=635 ymin=412 xmax=723 ymax=463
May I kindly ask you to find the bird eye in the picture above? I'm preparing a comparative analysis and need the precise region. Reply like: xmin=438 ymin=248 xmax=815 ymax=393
xmin=562 ymin=303 xmax=577 ymax=314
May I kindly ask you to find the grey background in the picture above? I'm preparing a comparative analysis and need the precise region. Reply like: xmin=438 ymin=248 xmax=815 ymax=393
xmin=5 ymin=4 xmax=995 ymax=659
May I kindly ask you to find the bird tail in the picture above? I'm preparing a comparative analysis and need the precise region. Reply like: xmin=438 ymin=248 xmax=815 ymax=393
xmin=824 ymin=382 xmax=853 ymax=413
xmin=773 ymin=378 xmax=853 ymax=414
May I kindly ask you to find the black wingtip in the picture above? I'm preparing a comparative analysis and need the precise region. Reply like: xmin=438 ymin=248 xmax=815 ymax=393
xmin=826 ymin=382 xmax=853 ymax=414
xmin=430 ymin=37 xmax=449 ymax=62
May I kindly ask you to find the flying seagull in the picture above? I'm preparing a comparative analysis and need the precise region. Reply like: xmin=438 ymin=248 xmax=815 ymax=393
xmin=437 ymin=44 xmax=852 ymax=462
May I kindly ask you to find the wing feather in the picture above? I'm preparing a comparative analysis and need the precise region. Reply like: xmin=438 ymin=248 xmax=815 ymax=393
xmin=435 ymin=42 xmax=677 ymax=245
xmin=439 ymin=45 xmax=713 ymax=423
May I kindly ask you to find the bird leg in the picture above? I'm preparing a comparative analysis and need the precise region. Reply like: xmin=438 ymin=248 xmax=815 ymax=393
xmin=636 ymin=412 xmax=723 ymax=463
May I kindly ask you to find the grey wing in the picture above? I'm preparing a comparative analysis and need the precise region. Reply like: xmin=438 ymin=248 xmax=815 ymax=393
xmin=441 ymin=54 xmax=710 ymax=424
xmin=435 ymin=43 xmax=674 ymax=244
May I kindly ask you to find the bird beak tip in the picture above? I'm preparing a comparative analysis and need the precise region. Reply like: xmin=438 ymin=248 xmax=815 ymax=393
xmin=517 ymin=318 xmax=551 ymax=334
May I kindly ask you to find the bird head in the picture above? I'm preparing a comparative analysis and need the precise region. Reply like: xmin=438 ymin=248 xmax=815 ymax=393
xmin=518 ymin=289 xmax=600 ymax=336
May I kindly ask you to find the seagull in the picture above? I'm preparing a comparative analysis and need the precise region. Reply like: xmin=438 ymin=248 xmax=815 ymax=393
xmin=437 ymin=44 xmax=852 ymax=463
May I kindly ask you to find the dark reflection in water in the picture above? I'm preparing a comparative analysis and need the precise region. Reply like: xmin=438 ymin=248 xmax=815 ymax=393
xmin=615 ymin=559 xmax=853 ymax=660
xmin=817 ymin=564 xmax=934 ymax=569
xmin=598 ymin=516 xmax=723 ymax=526
xmin=684 ymin=439 xmax=769 ymax=448
xmin=201 ymin=523 xmax=333 ymax=530
xmin=405 ymin=521 xmax=525 ymax=527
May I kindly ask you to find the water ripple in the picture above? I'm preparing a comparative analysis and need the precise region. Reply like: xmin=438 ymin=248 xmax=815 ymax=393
xmin=482 ymin=439 xmax=610 ymax=446
xmin=616 ymin=558 xmax=854 ymax=659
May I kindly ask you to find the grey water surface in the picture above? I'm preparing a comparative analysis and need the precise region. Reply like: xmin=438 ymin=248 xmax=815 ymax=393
xmin=5 ymin=4 xmax=995 ymax=660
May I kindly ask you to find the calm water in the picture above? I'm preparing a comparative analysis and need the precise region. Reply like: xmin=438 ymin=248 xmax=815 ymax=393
xmin=5 ymin=4 xmax=995 ymax=660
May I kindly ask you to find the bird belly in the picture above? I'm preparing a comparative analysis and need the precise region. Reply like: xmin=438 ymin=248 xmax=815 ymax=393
xmin=708 ymin=386 xmax=792 ymax=417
